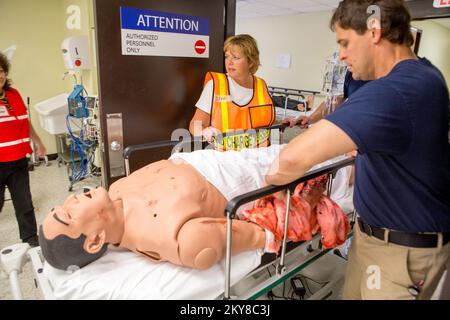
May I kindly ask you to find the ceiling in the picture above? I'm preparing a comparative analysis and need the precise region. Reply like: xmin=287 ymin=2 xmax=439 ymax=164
xmin=235 ymin=0 xmax=426 ymax=19
xmin=236 ymin=0 xmax=341 ymax=18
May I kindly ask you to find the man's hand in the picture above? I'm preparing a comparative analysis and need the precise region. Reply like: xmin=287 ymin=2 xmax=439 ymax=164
xmin=297 ymin=116 xmax=310 ymax=128
xmin=284 ymin=115 xmax=310 ymax=128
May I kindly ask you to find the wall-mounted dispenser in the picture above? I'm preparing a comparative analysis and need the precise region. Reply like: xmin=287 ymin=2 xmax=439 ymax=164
xmin=61 ymin=35 xmax=91 ymax=70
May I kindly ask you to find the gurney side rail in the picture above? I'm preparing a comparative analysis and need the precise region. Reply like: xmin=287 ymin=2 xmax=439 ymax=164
xmin=268 ymin=86 xmax=320 ymax=96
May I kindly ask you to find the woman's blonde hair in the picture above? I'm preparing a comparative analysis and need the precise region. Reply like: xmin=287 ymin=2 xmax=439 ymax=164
xmin=224 ymin=34 xmax=260 ymax=74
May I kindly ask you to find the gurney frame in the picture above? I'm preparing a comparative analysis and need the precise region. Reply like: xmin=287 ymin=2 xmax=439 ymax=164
xmin=223 ymin=157 xmax=354 ymax=299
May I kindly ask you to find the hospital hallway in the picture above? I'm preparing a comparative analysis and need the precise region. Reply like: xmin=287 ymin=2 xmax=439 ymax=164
xmin=1 ymin=0 xmax=449 ymax=303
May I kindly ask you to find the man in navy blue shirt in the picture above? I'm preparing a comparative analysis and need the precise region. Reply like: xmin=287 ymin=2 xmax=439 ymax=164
xmin=267 ymin=0 xmax=450 ymax=299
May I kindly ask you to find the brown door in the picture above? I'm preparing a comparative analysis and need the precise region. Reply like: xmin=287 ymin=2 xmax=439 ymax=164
xmin=94 ymin=0 xmax=235 ymax=187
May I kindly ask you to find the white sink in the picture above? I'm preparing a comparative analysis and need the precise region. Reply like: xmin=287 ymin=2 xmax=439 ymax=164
xmin=34 ymin=93 xmax=76 ymax=135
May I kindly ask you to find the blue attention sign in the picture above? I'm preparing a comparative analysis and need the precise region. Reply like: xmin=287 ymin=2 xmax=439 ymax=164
xmin=120 ymin=6 xmax=210 ymax=58
xmin=121 ymin=7 xmax=209 ymax=36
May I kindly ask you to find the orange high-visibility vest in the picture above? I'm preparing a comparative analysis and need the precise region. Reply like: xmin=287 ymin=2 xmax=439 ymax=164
xmin=0 ymin=88 xmax=32 ymax=162
xmin=204 ymin=72 xmax=274 ymax=150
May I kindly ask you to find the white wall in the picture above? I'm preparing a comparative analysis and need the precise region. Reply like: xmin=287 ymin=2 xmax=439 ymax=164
xmin=412 ymin=19 xmax=450 ymax=87
xmin=238 ymin=13 xmax=450 ymax=95
xmin=237 ymin=11 xmax=338 ymax=93
xmin=0 ymin=0 xmax=67 ymax=154
xmin=61 ymin=0 xmax=98 ymax=96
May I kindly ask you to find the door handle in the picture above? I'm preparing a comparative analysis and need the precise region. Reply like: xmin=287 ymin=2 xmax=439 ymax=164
xmin=110 ymin=140 xmax=122 ymax=151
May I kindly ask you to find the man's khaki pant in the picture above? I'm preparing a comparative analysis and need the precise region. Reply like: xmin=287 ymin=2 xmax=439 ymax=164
xmin=343 ymin=222 xmax=450 ymax=299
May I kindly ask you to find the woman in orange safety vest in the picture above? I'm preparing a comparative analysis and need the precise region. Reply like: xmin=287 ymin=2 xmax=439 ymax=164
xmin=189 ymin=34 xmax=274 ymax=151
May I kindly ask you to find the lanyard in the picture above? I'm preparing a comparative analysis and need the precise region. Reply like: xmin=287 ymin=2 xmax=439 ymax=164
xmin=0 ymin=94 xmax=15 ymax=116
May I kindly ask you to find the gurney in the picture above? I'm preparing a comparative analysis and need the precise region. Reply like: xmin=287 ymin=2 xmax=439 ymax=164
xmin=0 ymin=124 xmax=355 ymax=299
xmin=268 ymin=86 xmax=321 ymax=121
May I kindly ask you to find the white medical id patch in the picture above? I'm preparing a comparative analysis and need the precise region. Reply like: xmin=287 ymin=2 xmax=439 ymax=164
xmin=0 ymin=105 xmax=9 ymax=117
xmin=214 ymin=95 xmax=232 ymax=103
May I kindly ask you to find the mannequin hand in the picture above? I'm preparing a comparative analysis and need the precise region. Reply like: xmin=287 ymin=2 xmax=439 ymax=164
xmin=201 ymin=126 xmax=221 ymax=143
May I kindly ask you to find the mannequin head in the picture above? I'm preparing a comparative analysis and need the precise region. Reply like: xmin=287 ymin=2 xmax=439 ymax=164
xmin=38 ymin=226 xmax=107 ymax=271
xmin=39 ymin=187 xmax=116 ymax=270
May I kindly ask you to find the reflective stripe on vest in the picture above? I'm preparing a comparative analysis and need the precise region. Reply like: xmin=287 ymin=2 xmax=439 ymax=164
xmin=0 ymin=138 xmax=30 ymax=148
xmin=216 ymin=73 xmax=229 ymax=132
xmin=256 ymin=77 xmax=265 ymax=106
xmin=0 ymin=114 xmax=28 ymax=123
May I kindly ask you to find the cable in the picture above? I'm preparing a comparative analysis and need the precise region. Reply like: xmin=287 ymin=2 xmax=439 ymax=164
xmin=267 ymin=280 xmax=303 ymax=300
xmin=298 ymin=274 xmax=330 ymax=285
xmin=299 ymin=277 xmax=313 ymax=296
xmin=297 ymin=274 xmax=330 ymax=297
xmin=66 ymin=113 xmax=96 ymax=188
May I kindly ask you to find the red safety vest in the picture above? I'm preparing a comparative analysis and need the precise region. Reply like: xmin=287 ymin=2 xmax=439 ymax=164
xmin=0 ymin=87 xmax=32 ymax=162
xmin=204 ymin=72 xmax=274 ymax=150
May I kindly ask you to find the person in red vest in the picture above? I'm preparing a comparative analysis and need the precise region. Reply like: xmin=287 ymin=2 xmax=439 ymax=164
xmin=189 ymin=34 xmax=274 ymax=151
xmin=0 ymin=52 xmax=46 ymax=247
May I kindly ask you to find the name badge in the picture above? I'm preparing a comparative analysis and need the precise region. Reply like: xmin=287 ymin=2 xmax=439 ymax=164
xmin=0 ymin=105 xmax=9 ymax=117
xmin=214 ymin=95 xmax=232 ymax=103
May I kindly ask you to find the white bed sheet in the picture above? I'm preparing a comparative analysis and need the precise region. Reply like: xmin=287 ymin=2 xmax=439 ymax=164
xmin=170 ymin=145 xmax=352 ymax=213
xmin=44 ymin=247 xmax=262 ymax=300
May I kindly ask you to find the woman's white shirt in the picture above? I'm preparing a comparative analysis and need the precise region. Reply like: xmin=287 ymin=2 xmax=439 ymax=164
xmin=195 ymin=75 xmax=253 ymax=114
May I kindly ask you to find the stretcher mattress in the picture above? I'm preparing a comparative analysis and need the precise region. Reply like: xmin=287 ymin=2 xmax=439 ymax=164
xmin=44 ymin=247 xmax=262 ymax=299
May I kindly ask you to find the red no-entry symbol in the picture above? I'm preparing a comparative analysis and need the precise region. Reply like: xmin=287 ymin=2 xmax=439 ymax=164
xmin=194 ymin=40 xmax=206 ymax=54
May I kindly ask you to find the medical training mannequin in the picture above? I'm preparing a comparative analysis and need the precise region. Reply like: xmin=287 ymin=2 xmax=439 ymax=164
xmin=39 ymin=145 xmax=335 ymax=271
xmin=39 ymin=160 xmax=269 ymax=271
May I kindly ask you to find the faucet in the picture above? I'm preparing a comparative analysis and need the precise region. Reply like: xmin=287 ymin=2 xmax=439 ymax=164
xmin=62 ymin=70 xmax=78 ymax=85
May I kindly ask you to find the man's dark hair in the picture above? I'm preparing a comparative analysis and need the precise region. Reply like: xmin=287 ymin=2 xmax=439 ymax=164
xmin=330 ymin=0 xmax=414 ymax=46
xmin=0 ymin=52 xmax=12 ymax=90
xmin=38 ymin=225 xmax=108 ymax=271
